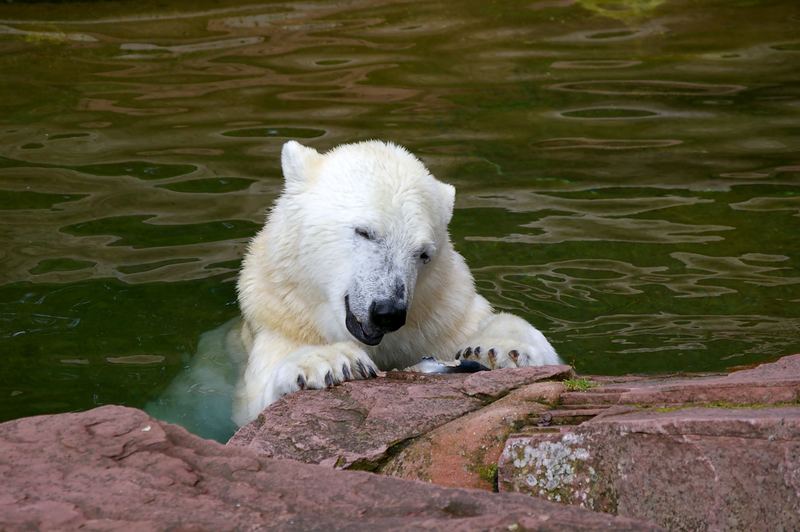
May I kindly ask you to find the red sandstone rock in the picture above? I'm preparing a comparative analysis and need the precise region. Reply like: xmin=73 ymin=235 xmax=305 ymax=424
xmin=229 ymin=373 xmax=484 ymax=468
xmin=0 ymin=405 xmax=656 ymax=531
xmin=459 ymin=365 xmax=574 ymax=398
xmin=229 ymin=366 xmax=571 ymax=469
xmin=498 ymin=407 xmax=800 ymax=531
xmin=509 ymin=381 xmax=566 ymax=405
xmin=573 ymin=354 xmax=800 ymax=408
xmin=379 ymin=384 xmax=558 ymax=489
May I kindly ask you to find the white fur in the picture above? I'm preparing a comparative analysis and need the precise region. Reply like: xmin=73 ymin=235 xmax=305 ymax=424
xmin=233 ymin=140 xmax=561 ymax=426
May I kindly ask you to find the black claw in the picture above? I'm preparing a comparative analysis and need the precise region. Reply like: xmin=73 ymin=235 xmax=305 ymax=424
xmin=342 ymin=364 xmax=352 ymax=380
xmin=488 ymin=348 xmax=497 ymax=362
xmin=463 ymin=347 xmax=473 ymax=359
xmin=324 ymin=371 xmax=334 ymax=388
xmin=509 ymin=350 xmax=520 ymax=363
xmin=297 ymin=374 xmax=306 ymax=390
xmin=356 ymin=360 xmax=367 ymax=379
xmin=474 ymin=346 xmax=481 ymax=356
xmin=368 ymin=365 xmax=378 ymax=378
xmin=455 ymin=350 xmax=462 ymax=360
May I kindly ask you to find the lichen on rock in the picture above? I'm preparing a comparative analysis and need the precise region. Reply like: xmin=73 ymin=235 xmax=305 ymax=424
xmin=502 ymin=432 xmax=597 ymax=507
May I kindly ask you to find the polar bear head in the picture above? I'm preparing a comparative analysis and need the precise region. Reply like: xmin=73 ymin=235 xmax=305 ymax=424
xmin=275 ymin=140 xmax=455 ymax=346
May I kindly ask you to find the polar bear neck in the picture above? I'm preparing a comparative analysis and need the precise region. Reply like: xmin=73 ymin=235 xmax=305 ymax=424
xmin=237 ymin=224 xmax=327 ymax=346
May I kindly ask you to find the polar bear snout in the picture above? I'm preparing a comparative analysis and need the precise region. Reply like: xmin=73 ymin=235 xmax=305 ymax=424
xmin=344 ymin=292 xmax=408 ymax=346
xmin=345 ymin=295 xmax=384 ymax=346
xmin=370 ymin=298 xmax=407 ymax=333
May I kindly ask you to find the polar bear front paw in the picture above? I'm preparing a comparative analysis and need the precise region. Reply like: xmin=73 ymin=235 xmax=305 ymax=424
xmin=455 ymin=339 xmax=551 ymax=369
xmin=271 ymin=342 xmax=378 ymax=400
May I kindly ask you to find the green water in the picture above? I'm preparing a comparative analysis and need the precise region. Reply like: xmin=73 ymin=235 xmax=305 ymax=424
xmin=1 ymin=0 xmax=799 ymax=426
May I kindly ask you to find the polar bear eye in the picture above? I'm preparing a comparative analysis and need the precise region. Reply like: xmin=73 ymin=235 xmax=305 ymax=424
xmin=355 ymin=227 xmax=373 ymax=240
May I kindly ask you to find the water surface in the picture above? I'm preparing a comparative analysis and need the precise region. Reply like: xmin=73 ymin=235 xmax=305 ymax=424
xmin=1 ymin=0 xmax=799 ymax=426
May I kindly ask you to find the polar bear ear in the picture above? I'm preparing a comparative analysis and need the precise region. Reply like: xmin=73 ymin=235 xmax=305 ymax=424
xmin=439 ymin=182 xmax=456 ymax=225
xmin=281 ymin=141 xmax=321 ymax=191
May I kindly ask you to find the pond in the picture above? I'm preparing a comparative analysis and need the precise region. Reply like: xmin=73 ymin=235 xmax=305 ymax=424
xmin=1 ymin=0 xmax=799 ymax=437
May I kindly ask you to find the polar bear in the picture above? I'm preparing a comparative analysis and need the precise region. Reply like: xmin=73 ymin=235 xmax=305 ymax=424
xmin=233 ymin=140 xmax=561 ymax=425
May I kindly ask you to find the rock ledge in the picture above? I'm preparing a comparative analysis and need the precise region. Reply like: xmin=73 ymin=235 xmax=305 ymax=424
xmin=0 ymin=405 xmax=653 ymax=530
xmin=231 ymin=354 xmax=800 ymax=531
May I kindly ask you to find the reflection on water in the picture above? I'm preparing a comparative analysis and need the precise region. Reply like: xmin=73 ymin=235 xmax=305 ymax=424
xmin=1 ymin=0 xmax=799 ymax=428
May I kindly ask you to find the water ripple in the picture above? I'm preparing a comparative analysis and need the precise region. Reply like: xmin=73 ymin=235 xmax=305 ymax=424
xmin=556 ymin=107 xmax=660 ymax=120
xmin=548 ymin=22 xmax=665 ymax=43
xmin=464 ymin=190 xmax=712 ymax=216
xmin=1 ymin=0 xmax=798 ymax=417
xmin=221 ymin=127 xmax=324 ymax=138
xmin=730 ymin=195 xmax=800 ymax=216
xmin=532 ymin=138 xmax=682 ymax=150
xmin=548 ymin=80 xmax=746 ymax=96
xmin=476 ymin=252 xmax=799 ymax=305
xmin=551 ymin=60 xmax=642 ymax=69
xmin=468 ymin=216 xmax=730 ymax=245
xmin=118 ymin=37 xmax=264 ymax=58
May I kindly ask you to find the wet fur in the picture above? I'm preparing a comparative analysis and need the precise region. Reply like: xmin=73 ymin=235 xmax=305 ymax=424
xmin=233 ymin=140 xmax=560 ymax=425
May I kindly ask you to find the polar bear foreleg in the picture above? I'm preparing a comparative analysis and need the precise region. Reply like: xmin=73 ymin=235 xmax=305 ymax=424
xmin=233 ymin=330 xmax=378 ymax=425
xmin=455 ymin=312 xmax=562 ymax=369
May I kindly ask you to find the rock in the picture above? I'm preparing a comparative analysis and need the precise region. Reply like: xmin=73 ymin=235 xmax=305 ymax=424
xmin=0 ymin=405 xmax=657 ymax=531
xmin=495 ymin=355 xmax=800 ymax=529
xmin=509 ymin=381 xmax=567 ymax=405
xmin=459 ymin=365 xmax=574 ymax=398
xmin=8 ymin=354 xmax=799 ymax=531
xmin=228 ymin=353 xmax=800 ymax=529
xmin=565 ymin=354 xmax=800 ymax=408
xmin=229 ymin=373 xmax=484 ymax=469
xmin=379 ymin=384 xmax=559 ymax=489
xmin=229 ymin=366 xmax=570 ymax=470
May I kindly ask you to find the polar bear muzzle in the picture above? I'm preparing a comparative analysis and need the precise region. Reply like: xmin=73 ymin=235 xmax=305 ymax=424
xmin=369 ymin=298 xmax=407 ymax=332
xmin=344 ymin=294 xmax=407 ymax=346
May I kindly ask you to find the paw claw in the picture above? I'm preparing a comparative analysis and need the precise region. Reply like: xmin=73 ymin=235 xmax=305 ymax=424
xmin=297 ymin=374 xmax=306 ymax=390
xmin=474 ymin=346 xmax=481 ymax=356
xmin=508 ymin=350 xmax=520 ymax=363
xmin=357 ymin=360 xmax=376 ymax=379
xmin=324 ymin=371 xmax=334 ymax=388
xmin=463 ymin=347 xmax=473 ymax=359
xmin=455 ymin=350 xmax=462 ymax=360
xmin=342 ymin=363 xmax=352 ymax=380
xmin=487 ymin=348 xmax=497 ymax=364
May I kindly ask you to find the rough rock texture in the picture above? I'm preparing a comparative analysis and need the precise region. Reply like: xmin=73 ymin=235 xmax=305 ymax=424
xmin=6 ymin=356 xmax=800 ymax=531
xmin=459 ymin=366 xmax=574 ymax=398
xmin=379 ymin=383 xmax=563 ymax=490
xmin=560 ymin=354 xmax=800 ymax=409
xmin=232 ymin=353 xmax=800 ymax=530
xmin=229 ymin=365 xmax=573 ymax=470
xmin=497 ymin=354 xmax=800 ymax=531
xmin=0 ymin=405 xmax=656 ymax=531
xmin=498 ymin=408 xmax=800 ymax=531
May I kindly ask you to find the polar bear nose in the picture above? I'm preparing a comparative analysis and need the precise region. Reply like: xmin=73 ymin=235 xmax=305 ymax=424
xmin=370 ymin=299 xmax=407 ymax=332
